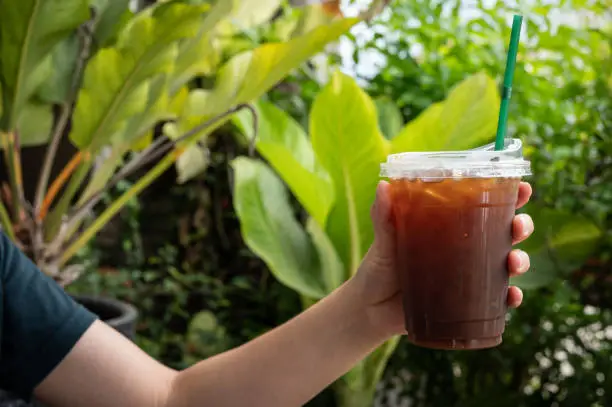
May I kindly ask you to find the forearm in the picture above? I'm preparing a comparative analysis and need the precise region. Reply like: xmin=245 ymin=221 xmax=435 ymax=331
xmin=167 ymin=279 xmax=387 ymax=407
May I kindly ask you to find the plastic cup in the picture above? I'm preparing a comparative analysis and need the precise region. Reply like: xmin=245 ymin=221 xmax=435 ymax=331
xmin=380 ymin=138 xmax=531 ymax=350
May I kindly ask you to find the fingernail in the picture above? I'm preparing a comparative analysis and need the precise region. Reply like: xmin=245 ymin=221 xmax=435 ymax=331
xmin=517 ymin=250 xmax=529 ymax=271
xmin=520 ymin=214 xmax=533 ymax=236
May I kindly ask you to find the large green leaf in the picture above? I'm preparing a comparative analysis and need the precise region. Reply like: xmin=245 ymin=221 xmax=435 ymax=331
xmin=35 ymin=32 xmax=80 ymax=105
xmin=98 ymin=2 xmax=230 ymax=187
xmin=233 ymin=100 xmax=334 ymax=227
xmin=0 ymin=0 xmax=89 ymax=130
xmin=115 ymin=74 xmax=172 ymax=145
xmin=310 ymin=71 xmax=388 ymax=275
xmin=374 ymin=96 xmax=404 ymax=140
xmin=79 ymin=85 xmax=188 ymax=205
xmin=391 ymin=72 xmax=500 ymax=153
xmin=69 ymin=2 xmax=208 ymax=152
xmin=511 ymin=205 xmax=602 ymax=289
xmin=36 ymin=0 xmax=132 ymax=108
xmin=171 ymin=16 xmax=358 ymax=183
xmin=232 ymin=157 xmax=327 ymax=299
xmin=233 ymin=17 xmax=359 ymax=105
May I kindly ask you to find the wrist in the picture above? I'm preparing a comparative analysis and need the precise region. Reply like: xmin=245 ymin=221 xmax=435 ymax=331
xmin=341 ymin=277 xmax=394 ymax=344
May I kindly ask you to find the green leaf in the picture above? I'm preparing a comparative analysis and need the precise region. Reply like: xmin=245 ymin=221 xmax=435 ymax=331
xmin=176 ymin=144 xmax=210 ymax=184
xmin=122 ymin=75 xmax=172 ymax=144
xmin=291 ymin=4 xmax=338 ymax=38
xmin=0 ymin=0 xmax=90 ymax=130
xmin=233 ymin=100 xmax=334 ymax=227
xmin=233 ymin=17 xmax=359 ymax=105
xmin=310 ymin=71 xmax=388 ymax=275
xmin=169 ymin=0 xmax=233 ymax=94
xmin=164 ymin=88 xmax=216 ymax=138
xmin=225 ymin=0 xmax=282 ymax=32
xmin=374 ymin=96 xmax=404 ymax=140
xmin=90 ymin=0 xmax=132 ymax=47
xmin=362 ymin=336 xmax=401 ymax=391
xmin=171 ymin=15 xmax=358 ymax=183
xmin=267 ymin=8 xmax=300 ymax=41
xmin=517 ymin=205 xmax=602 ymax=260
xmin=510 ymin=251 xmax=560 ymax=290
xmin=232 ymin=157 xmax=327 ymax=299
xmin=343 ymin=336 xmax=401 ymax=397
xmin=306 ymin=218 xmax=344 ymax=292
xmin=391 ymin=72 xmax=500 ymax=153
xmin=17 ymin=102 xmax=53 ymax=147
xmin=512 ymin=205 xmax=602 ymax=289
xmin=78 ymin=85 xmax=189 ymax=207
xmin=113 ymin=73 xmax=186 ymax=148
xmin=69 ymin=2 xmax=208 ymax=152
xmin=35 ymin=32 xmax=79 ymax=104
xmin=166 ymin=87 xmax=232 ymax=184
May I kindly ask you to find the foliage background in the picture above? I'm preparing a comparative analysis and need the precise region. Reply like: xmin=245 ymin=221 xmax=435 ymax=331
xmin=68 ymin=0 xmax=612 ymax=406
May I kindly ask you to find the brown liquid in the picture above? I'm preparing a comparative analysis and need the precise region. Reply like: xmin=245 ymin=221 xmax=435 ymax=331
xmin=390 ymin=177 xmax=520 ymax=350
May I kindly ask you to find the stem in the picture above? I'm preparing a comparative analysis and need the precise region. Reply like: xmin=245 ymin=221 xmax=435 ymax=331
xmin=34 ymin=25 xmax=93 ymax=213
xmin=76 ymin=144 xmax=131 ymax=207
xmin=64 ymin=104 xmax=251 ymax=232
xmin=59 ymin=150 xmax=174 ymax=266
xmin=0 ymin=200 xmax=15 ymax=241
xmin=0 ymin=131 xmax=24 ymax=220
xmin=58 ymin=105 xmax=246 ymax=266
xmin=44 ymin=160 xmax=92 ymax=240
xmin=241 ymin=103 xmax=259 ymax=156
xmin=38 ymin=151 xmax=88 ymax=220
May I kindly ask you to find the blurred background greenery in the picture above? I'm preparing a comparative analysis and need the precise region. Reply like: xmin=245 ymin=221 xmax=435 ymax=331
xmin=66 ymin=0 xmax=611 ymax=406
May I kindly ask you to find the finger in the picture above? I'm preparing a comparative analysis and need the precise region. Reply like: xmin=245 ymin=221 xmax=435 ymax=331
xmin=371 ymin=181 xmax=394 ymax=247
xmin=516 ymin=182 xmax=532 ymax=210
xmin=512 ymin=214 xmax=534 ymax=245
xmin=507 ymin=286 xmax=524 ymax=308
xmin=508 ymin=249 xmax=530 ymax=277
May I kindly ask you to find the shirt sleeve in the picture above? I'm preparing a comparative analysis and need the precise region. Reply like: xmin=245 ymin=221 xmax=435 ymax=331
xmin=0 ymin=232 xmax=97 ymax=399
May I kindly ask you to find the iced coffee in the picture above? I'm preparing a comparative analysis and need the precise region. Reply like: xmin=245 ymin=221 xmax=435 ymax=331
xmin=380 ymin=139 xmax=531 ymax=350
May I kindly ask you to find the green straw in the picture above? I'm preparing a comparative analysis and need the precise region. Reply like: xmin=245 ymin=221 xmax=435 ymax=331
xmin=494 ymin=14 xmax=523 ymax=151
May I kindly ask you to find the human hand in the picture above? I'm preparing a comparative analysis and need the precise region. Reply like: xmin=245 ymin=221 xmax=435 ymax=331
xmin=353 ymin=181 xmax=534 ymax=338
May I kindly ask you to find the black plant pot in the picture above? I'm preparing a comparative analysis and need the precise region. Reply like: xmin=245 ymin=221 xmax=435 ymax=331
xmin=0 ymin=296 xmax=138 ymax=406
xmin=71 ymin=295 xmax=138 ymax=341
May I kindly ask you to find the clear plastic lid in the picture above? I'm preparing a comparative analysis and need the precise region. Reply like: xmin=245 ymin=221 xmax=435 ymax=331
xmin=380 ymin=138 xmax=532 ymax=179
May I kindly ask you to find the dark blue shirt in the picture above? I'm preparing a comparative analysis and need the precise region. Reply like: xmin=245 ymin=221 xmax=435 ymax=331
xmin=0 ymin=232 xmax=96 ymax=399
